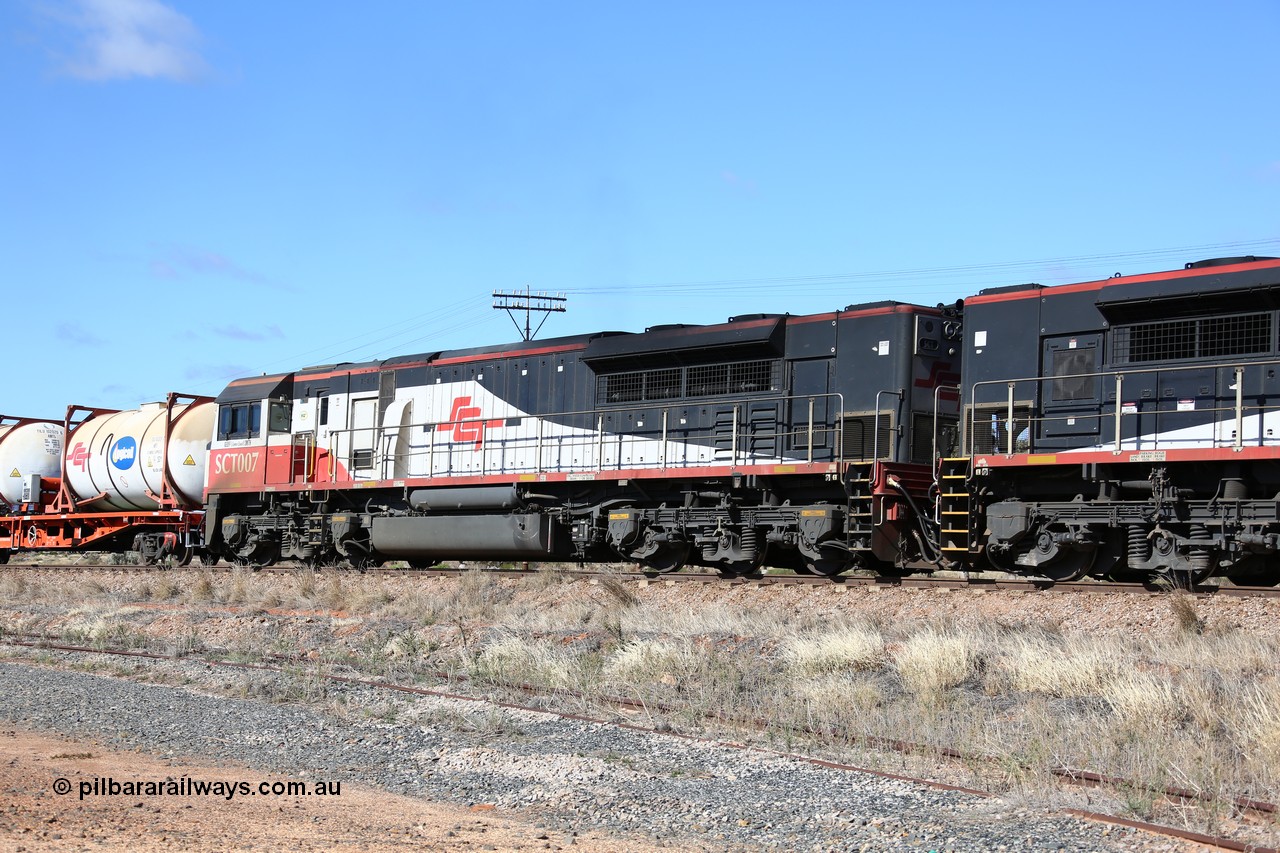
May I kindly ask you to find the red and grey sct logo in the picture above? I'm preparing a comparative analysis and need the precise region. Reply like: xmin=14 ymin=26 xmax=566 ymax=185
xmin=437 ymin=397 xmax=506 ymax=450
xmin=68 ymin=442 xmax=90 ymax=470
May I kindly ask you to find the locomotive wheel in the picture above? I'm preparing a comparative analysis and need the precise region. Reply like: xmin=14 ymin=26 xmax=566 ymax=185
xmin=808 ymin=557 xmax=851 ymax=577
xmin=716 ymin=557 xmax=765 ymax=578
xmin=986 ymin=532 xmax=1095 ymax=582
xmin=0 ymin=549 xmax=8 ymax=565
xmin=1156 ymin=565 xmax=1215 ymax=589
xmin=639 ymin=540 xmax=690 ymax=574
xmin=804 ymin=541 xmax=853 ymax=577
xmin=1224 ymin=556 xmax=1280 ymax=587
xmin=235 ymin=545 xmax=278 ymax=570
xmin=174 ymin=546 xmax=194 ymax=567
xmin=852 ymin=553 xmax=914 ymax=578
xmin=346 ymin=556 xmax=385 ymax=572
xmin=1037 ymin=548 xmax=1096 ymax=582
xmin=1149 ymin=527 xmax=1215 ymax=588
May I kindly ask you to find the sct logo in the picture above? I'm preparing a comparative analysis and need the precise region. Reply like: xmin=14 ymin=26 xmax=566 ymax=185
xmin=439 ymin=396 xmax=504 ymax=450
xmin=110 ymin=437 xmax=138 ymax=470
xmin=68 ymin=442 xmax=90 ymax=470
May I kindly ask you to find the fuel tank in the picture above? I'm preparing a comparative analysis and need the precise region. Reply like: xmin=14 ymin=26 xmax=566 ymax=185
xmin=0 ymin=421 xmax=64 ymax=504
xmin=63 ymin=402 xmax=215 ymax=510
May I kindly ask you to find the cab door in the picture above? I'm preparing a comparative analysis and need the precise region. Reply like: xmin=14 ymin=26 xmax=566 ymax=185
xmin=263 ymin=399 xmax=297 ymax=485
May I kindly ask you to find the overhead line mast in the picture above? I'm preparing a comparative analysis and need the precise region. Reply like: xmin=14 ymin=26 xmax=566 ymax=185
xmin=492 ymin=287 xmax=567 ymax=341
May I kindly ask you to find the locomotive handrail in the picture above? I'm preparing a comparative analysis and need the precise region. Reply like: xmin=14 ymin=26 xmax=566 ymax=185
xmin=931 ymin=382 xmax=961 ymax=525
xmin=965 ymin=357 xmax=1280 ymax=457
xmin=872 ymin=389 xmax=904 ymax=464
xmin=324 ymin=390 xmax=850 ymax=479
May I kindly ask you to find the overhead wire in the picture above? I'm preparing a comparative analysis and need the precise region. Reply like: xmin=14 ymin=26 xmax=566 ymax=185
xmin=176 ymin=236 xmax=1280 ymax=397
xmin=561 ymin=238 xmax=1280 ymax=297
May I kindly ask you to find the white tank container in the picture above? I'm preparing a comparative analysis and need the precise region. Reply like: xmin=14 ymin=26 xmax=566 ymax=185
xmin=64 ymin=402 xmax=215 ymax=511
xmin=0 ymin=421 xmax=65 ymax=504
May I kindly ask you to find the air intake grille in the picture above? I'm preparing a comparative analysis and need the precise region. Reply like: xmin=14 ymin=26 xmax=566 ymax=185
xmin=597 ymin=359 xmax=780 ymax=405
xmin=1112 ymin=312 xmax=1272 ymax=365
xmin=841 ymin=413 xmax=894 ymax=461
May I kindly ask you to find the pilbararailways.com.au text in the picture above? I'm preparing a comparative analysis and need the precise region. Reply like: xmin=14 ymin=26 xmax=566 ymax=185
xmin=53 ymin=776 xmax=342 ymax=801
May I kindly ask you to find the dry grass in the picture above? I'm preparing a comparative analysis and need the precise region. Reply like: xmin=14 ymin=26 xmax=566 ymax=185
xmin=2 ymin=566 xmax=1278 ymax=847
xmin=603 ymin=638 xmax=697 ymax=684
xmin=892 ymin=627 xmax=977 ymax=696
xmin=471 ymin=634 xmax=585 ymax=692
xmin=1231 ymin=678 xmax=1280 ymax=768
xmin=782 ymin=624 xmax=885 ymax=674
xmin=1102 ymin=671 xmax=1181 ymax=730
xmin=997 ymin=633 xmax=1120 ymax=697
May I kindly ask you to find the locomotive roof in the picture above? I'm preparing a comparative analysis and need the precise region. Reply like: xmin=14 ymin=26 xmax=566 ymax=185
xmin=582 ymin=314 xmax=785 ymax=366
xmin=968 ymin=256 xmax=1280 ymax=306
xmin=216 ymin=372 xmax=293 ymax=403
xmin=429 ymin=330 xmax=619 ymax=363
xmin=216 ymin=300 xmax=942 ymax=397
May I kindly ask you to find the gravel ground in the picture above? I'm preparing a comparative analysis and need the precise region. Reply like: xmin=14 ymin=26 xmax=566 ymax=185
xmin=0 ymin=657 xmax=1191 ymax=852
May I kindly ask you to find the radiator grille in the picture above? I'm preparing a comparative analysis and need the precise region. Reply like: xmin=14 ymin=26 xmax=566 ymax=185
xmin=1113 ymin=312 xmax=1271 ymax=365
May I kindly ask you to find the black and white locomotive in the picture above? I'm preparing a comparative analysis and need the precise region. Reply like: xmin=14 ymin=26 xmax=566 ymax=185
xmin=6 ymin=253 xmax=1280 ymax=586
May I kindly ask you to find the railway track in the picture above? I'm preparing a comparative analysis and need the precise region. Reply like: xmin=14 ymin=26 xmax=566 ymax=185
xmin=6 ymin=561 xmax=1280 ymax=598
xmin=2 ymin=632 xmax=1274 ymax=853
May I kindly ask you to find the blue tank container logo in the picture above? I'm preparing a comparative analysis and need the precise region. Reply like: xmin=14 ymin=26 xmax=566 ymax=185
xmin=110 ymin=436 xmax=138 ymax=470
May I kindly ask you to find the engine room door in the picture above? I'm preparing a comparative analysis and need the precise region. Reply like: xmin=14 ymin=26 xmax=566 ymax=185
xmin=789 ymin=359 xmax=830 ymax=452
xmin=350 ymin=398 xmax=378 ymax=474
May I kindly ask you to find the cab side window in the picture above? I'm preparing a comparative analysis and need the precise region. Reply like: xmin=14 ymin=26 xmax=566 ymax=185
xmin=268 ymin=401 xmax=292 ymax=433
xmin=218 ymin=402 xmax=262 ymax=440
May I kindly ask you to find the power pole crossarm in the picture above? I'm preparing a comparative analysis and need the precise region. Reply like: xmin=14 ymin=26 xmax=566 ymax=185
xmin=492 ymin=288 xmax=567 ymax=341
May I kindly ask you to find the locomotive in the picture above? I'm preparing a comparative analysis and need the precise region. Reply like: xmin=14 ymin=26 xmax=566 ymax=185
xmin=2 ymin=254 xmax=1279 ymax=586
xmin=952 ymin=255 xmax=1280 ymax=586
xmin=203 ymin=302 xmax=961 ymax=576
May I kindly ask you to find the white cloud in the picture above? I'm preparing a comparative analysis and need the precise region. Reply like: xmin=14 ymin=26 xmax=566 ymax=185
xmin=52 ymin=0 xmax=208 ymax=82
xmin=149 ymin=247 xmax=271 ymax=285
xmin=56 ymin=322 xmax=106 ymax=346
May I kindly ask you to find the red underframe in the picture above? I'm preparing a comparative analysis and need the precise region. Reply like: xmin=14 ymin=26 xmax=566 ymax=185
xmin=0 ymin=510 xmax=203 ymax=551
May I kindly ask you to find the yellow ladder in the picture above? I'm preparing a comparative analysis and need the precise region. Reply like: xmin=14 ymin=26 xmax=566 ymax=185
xmin=845 ymin=462 xmax=875 ymax=553
xmin=937 ymin=457 xmax=974 ymax=555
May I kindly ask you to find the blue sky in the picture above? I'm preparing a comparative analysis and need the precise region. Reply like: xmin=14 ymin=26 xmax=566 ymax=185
xmin=2 ymin=0 xmax=1277 ymax=416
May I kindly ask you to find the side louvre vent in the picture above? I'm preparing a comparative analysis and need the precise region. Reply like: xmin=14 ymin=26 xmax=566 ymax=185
xmin=841 ymin=413 xmax=894 ymax=461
